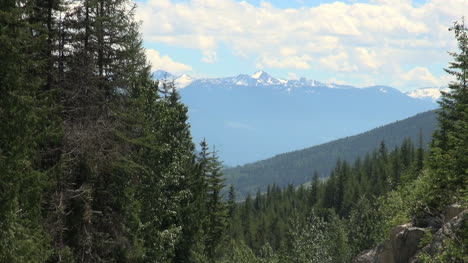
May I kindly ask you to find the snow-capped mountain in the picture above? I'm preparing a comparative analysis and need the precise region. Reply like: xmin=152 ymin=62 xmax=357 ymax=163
xmin=406 ymin=87 xmax=449 ymax=102
xmin=153 ymin=70 xmax=194 ymax=88
xmin=153 ymin=70 xmax=356 ymax=90
xmin=153 ymin=70 xmax=438 ymax=165
xmin=250 ymin=70 xmax=285 ymax=85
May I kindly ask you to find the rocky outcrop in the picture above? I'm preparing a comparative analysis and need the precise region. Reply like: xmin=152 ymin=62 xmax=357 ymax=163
xmin=353 ymin=205 xmax=467 ymax=263
xmin=410 ymin=209 xmax=467 ymax=262
xmin=443 ymin=203 xmax=465 ymax=223
xmin=353 ymin=225 xmax=426 ymax=263
xmin=354 ymin=249 xmax=377 ymax=263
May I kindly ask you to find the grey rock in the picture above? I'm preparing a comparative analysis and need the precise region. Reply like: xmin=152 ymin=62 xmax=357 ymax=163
xmin=353 ymin=206 xmax=467 ymax=263
xmin=389 ymin=223 xmax=411 ymax=239
xmin=353 ymin=249 xmax=378 ymax=263
xmin=428 ymin=209 xmax=467 ymax=256
xmin=389 ymin=227 xmax=426 ymax=263
xmin=443 ymin=204 xmax=465 ymax=223
xmin=353 ymin=225 xmax=426 ymax=263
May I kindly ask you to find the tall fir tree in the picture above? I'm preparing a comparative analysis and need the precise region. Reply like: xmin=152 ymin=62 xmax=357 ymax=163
xmin=429 ymin=19 xmax=468 ymax=208
xmin=227 ymin=185 xmax=237 ymax=218
xmin=309 ymin=170 xmax=319 ymax=207
xmin=0 ymin=1 xmax=51 ymax=261
xmin=202 ymin=143 xmax=228 ymax=262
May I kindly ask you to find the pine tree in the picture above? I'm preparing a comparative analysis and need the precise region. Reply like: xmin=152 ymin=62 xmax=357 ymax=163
xmin=0 ymin=1 xmax=51 ymax=261
xmin=429 ymin=19 xmax=468 ymax=208
xmin=43 ymin=0 xmax=161 ymax=260
xmin=416 ymin=129 xmax=424 ymax=171
xmin=309 ymin=170 xmax=319 ymax=207
xmin=204 ymin=145 xmax=228 ymax=262
xmin=228 ymin=185 xmax=237 ymax=218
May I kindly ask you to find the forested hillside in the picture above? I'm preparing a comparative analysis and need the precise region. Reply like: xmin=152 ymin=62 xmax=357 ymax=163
xmin=225 ymin=138 xmax=426 ymax=262
xmin=225 ymin=110 xmax=437 ymax=199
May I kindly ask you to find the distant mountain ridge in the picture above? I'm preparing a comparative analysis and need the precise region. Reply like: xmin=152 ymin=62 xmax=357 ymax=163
xmin=155 ymin=70 xmax=358 ymax=89
xmin=224 ymin=110 xmax=438 ymax=199
xmin=154 ymin=70 xmax=438 ymax=165
xmin=154 ymin=70 xmax=445 ymax=101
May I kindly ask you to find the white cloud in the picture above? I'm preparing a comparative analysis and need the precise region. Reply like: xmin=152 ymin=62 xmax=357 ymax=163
xmin=319 ymin=52 xmax=357 ymax=72
xmin=145 ymin=49 xmax=192 ymax=74
xmin=259 ymin=55 xmax=312 ymax=69
xmin=394 ymin=67 xmax=448 ymax=88
xmin=137 ymin=0 xmax=467 ymax=88
xmin=202 ymin=50 xmax=217 ymax=63
xmin=355 ymin=48 xmax=382 ymax=70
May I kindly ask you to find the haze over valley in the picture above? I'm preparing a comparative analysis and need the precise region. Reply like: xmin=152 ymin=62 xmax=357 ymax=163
xmin=156 ymin=70 xmax=440 ymax=165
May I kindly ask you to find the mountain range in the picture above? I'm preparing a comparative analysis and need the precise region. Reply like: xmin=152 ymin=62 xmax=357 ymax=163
xmin=154 ymin=70 xmax=439 ymax=165
xmin=154 ymin=70 xmax=448 ymax=101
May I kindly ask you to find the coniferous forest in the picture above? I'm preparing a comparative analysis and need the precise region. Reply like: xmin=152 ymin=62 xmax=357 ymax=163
xmin=0 ymin=1 xmax=467 ymax=263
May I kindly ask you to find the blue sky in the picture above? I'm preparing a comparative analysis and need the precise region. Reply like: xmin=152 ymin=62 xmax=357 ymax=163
xmin=135 ymin=0 xmax=467 ymax=91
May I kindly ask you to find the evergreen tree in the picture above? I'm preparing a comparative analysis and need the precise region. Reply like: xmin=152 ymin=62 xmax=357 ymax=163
xmin=417 ymin=128 xmax=424 ymax=171
xmin=227 ymin=185 xmax=237 ymax=218
xmin=429 ymin=19 xmax=468 ymax=208
xmin=204 ymin=145 xmax=228 ymax=262
xmin=0 ymin=1 xmax=51 ymax=261
xmin=309 ymin=170 xmax=319 ymax=207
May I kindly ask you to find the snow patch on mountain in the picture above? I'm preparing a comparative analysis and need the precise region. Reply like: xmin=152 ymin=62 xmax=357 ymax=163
xmin=251 ymin=70 xmax=265 ymax=79
xmin=406 ymin=87 xmax=449 ymax=101
xmin=153 ymin=71 xmax=195 ymax=88
xmin=174 ymin=74 xmax=194 ymax=88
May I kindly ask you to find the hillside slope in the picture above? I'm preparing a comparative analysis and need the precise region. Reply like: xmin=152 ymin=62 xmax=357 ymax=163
xmin=224 ymin=110 xmax=438 ymax=198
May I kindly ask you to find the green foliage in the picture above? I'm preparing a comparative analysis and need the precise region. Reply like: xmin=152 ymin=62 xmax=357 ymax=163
xmin=347 ymin=196 xmax=385 ymax=255
xmin=0 ymin=1 xmax=51 ymax=261
xmin=281 ymin=210 xmax=333 ymax=263
xmin=428 ymin=19 xmax=468 ymax=211
xmin=416 ymin=239 xmax=467 ymax=263
xmin=218 ymin=240 xmax=259 ymax=263
xmin=326 ymin=212 xmax=352 ymax=263
xmin=418 ymin=230 xmax=433 ymax=250
xmin=200 ymin=141 xmax=228 ymax=262
xmin=378 ymin=186 xmax=411 ymax=236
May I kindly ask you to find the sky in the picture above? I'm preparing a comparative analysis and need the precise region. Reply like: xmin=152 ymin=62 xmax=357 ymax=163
xmin=135 ymin=0 xmax=468 ymax=91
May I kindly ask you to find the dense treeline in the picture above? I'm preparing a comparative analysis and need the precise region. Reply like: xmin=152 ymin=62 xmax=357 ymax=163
xmin=224 ymin=138 xmax=425 ymax=262
xmin=225 ymin=110 xmax=437 ymax=200
xmin=0 ymin=1 xmax=227 ymax=262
